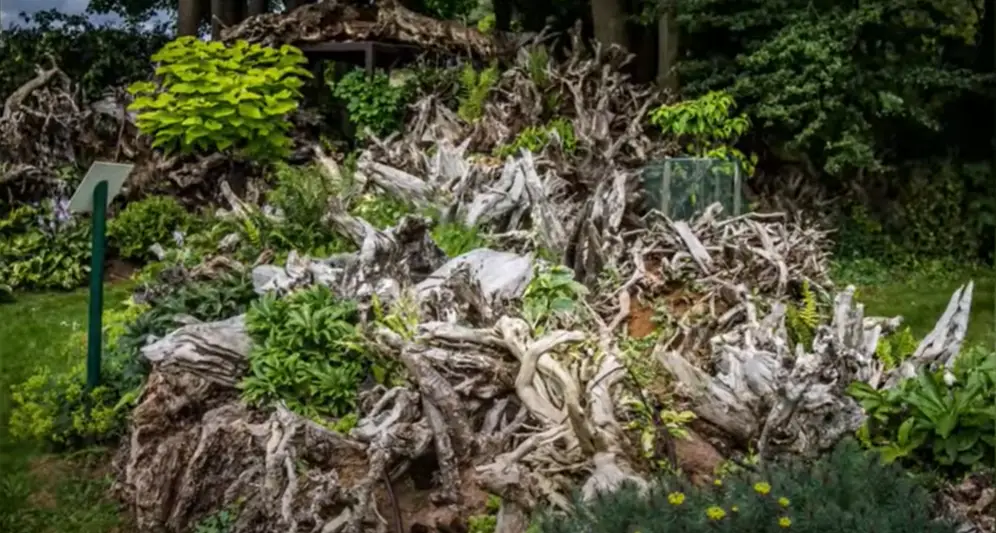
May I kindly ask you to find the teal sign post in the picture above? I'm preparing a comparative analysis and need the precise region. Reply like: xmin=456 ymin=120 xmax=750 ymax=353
xmin=68 ymin=162 xmax=133 ymax=391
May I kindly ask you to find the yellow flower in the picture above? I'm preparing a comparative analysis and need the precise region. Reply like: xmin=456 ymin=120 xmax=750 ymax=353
xmin=713 ymin=478 xmax=723 ymax=486
xmin=778 ymin=517 xmax=792 ymax=528
xmin=667 ymin=492 xmax=686 ymax=505
xmin=705 ymin=506 xmax=727 ymax=520
xmin=778 ymin=497 xmax=791 ymax=507
xmin=754 ymin=482 xmax=772 ymax=495
xmin=731 ymin=505 xmax=740 ymax=513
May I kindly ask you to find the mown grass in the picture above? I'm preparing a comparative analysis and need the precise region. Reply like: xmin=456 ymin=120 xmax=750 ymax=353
xmin=837 ymin=260 xmax=996 ymax=347
xmin=0 ymin=286 xmax=133 ymax=533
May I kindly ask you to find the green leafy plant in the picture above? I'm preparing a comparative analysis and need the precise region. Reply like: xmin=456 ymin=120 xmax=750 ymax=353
xmin=128 ymin=37 xmax=312 ymax=159
xmin=108 ymin=195 xmax=193 ymax=261
xmin=194 ymin=507 xmax=237 ymax=533
xmin=624 ymin=400 xmax=696 ymax=471
xmin=784 ymin=280 xmax=821 ymax=351
xmin=849 ymin=345 xmax=996 ymax=474
xmin=534 ymin=439 xmax=958 ymax=533
xmin=241 ymin=286 xmax=390 ymax=422
xmin=467 ymin=494 xmax=503 ymax=533
xmin=349 ymin=193 xmax=412 ymax=229
xmin=330 ymin=68 xmax=412 ymax=138
xmin=495 ymin=118 xmax=576 ymax=158
xmin=211 ymin=164 xmax=352 ymax=263
xmin=875 ymin=326 xmax=918 ymax=370
xmin=521 ymin=263 xmax=588 ymax=333
xmin=458 ymin=63 xmax=499 ymax=122
xmin=650 ymin=91 xmax=757 ymax=177
xmin=431 ymin=221 xmax=486 ymax=257
xmin=0 ymin=199 xmax=91 ymax=291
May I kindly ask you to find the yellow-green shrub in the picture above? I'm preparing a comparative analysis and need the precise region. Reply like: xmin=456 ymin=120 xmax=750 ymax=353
xmin=128 ymin=37 xmax=312 ymax=160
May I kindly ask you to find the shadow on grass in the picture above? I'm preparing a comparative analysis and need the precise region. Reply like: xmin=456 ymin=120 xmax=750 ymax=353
xmin=0 ymin=286 xmax=134 ymax=533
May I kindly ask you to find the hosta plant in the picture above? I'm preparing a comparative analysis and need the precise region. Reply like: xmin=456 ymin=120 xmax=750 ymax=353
xmin=0 ymin=199 xmax=91 ymax=291
xmin=128 ymin=37 xmax=312 ymax=160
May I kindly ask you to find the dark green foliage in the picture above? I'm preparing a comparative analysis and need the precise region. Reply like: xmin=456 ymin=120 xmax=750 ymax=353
xmin=536 ymin=440 xmax=957 ymax=533
xmin=834 ymin=160 xmax=992 ymax=265
xmin=108 ymin=195 xmax=194 ymax=261
xmin=679 ymin=0 xmax=989 ymax=177
xmin=850 ymin=345 xmax=996 ymax=474
xmin=0 ymin=200 xmax=90 ymax=291
xmin=330 ymin=69 xmax=413 ymax=138
xmin=0 ymin=10 xmax=168 ymax=102
xmin=241 ymin=286 xmax=383 ymax=422
xmin=419 ymin=0 xmax=477 ymax=20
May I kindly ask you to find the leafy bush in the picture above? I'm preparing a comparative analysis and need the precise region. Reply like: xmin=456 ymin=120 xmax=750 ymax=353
xmin=241 ymin=286 xmax=391 ymax=422
xmin=128 ymin=37 xmax=312 ymax=160
xmin=108 ymin=195 xmax=193 ymax=261
xmin=0 ymin=199 xmax=90 ymax=291
xmin=330 ymin=69 xmax=412 ymax=138
xmin=849 ymin=345 xmax=996 ymax=474
xmin=535 ymin=440 xmax=957 ymax=533
xmin=649 ymin=91 xmax=756 ymax=177
xmin=678 ymin=1 xmax=988 ymax=177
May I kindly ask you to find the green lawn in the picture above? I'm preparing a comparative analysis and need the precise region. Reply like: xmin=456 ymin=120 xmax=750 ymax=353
xmin=851 ymin=267 xmax=995 ymax=347
xmin=0 ymin=286 xmax=133 ymax=533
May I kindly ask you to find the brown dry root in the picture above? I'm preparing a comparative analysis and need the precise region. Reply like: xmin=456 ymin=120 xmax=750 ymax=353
xmin=220 ymin=0 xmax=500 ymax=58
xmin=658 ymin=284 xmax=973 ymax=459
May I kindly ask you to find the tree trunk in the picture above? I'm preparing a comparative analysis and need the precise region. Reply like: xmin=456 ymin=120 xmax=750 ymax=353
xmin=178 ymin=0 xmax=202 ymax=36
xmin=223 ymin=0 xmax=246 ymax=26
xmin=247 ymin=0 xmax=266 ymax=16
xmin=590 ymin=0 xmax=629 ymax=50
xmin=656 ymin=0 xmax=679 ymax=90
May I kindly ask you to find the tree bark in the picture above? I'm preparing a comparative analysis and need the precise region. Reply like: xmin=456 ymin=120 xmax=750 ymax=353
xmin=178 ymin=0 xmax=202 ymax=36
xmin=590 ymin=0 xmax=629 ymax=50
xmin=656 ymin=0 xmax=679 ymax=90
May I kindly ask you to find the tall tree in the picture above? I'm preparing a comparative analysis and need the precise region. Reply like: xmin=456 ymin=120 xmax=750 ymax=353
xmin=178 ymin=0 xmax=202 ymax=35
xmin=656 ymin=0 xmax=679 ymax=89
xmin=589 ymin=0 xmax=629 ymax=49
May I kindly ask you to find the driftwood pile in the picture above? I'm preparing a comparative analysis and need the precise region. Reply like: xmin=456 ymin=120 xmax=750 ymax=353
xmin=366 ymin=27 xmax=676 ymax=192
xmin=112 ymin=129 xmax=982 ymax=533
